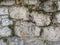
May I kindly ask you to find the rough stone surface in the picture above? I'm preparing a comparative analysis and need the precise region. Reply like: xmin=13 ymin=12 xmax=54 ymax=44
xmin=42 ymin=24 xmax=60 ymax=41
xmin=0 ymin=27 xmax=11 ymax=37
xmin=0 ymin=0 xmax=60 ymax=45
xmin=9 ymin=6 xmax=29 ymax=20
xmin=7 ymin=36 xmax=24 ymax=45
xmin=15 ymin=21 xmax=41 ymax=37
xmin=30 ymin=11 xmax=51 ymax=26
xmin=0 ymin=0 xmax=15 ymax=6
xmin=0 ymin=7 xmax=8 ymax=15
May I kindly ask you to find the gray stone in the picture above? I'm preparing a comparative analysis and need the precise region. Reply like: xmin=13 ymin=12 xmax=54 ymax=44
xmin=0 ymin=7 xmax=8 ymax=15
xmin=0 ymin=27 xmax=11 ymax=37
xmin=43 ymin=1 xmax=57 ymax=12
xmin=7 ymin=36 xmax=24 ymax=45
xmin=2 ymin=16 xmax=13 ymax=26
xmin=24 ymin=0 xmax=38 ymax=5
xmin=42 ymin=24 xmax=60 ymax=41
xmin=0 ymin=39 xmax=7 ymax=45
xmin=9 ymin=6 xmax=29 ymax=20
xmin=0 ymin=0 xmax=15 ymax=6
xmin=15 ymin=21 xmax=41 ymax=37
xmin=30 ymin=11 xmax=51 ymax=26
xmin=24 ymin=38 xmax=46 ymax=45
xmin=53 ymin=12 xmax=60 ymax=23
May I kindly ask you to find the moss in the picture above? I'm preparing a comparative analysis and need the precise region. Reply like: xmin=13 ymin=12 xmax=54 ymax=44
xmin=3 ymin=37 xmax=7 ymax=42
xmin=35 ymin=6 xmax=40 ymax=11
xmin=24 ymin=4 xmax=28 ymax=8
xmin=8 ymin=24 xmax=15 ymax=36
xmin=0 ymin=0 xmax=3 ymax=3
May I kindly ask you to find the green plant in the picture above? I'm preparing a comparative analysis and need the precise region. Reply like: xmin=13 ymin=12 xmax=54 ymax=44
xmin=8 ymin=24 xmax=15 ymax=36
xmin=3 ymin=37 xmax=7 ymax=42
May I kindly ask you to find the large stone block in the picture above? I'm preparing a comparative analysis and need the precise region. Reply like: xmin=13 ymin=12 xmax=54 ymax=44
xmin=7 ymin=36 xmax=24 ymax=45
xmin=42 ymin=24 xmax=60 ymax=41
xmin=0 ymin=27 xmax=11 ymax=37
xmin=15 ymin=21 xmax=41 ymax=37
xmin=0 ymin=7 xmax=8 ymax=15
xmin=30 ymin=11 xmax=51 ymax=26
xmin=9 ymin=6 xmax=29 ymax=20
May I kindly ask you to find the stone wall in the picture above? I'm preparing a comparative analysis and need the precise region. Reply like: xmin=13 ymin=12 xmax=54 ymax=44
xmin=0 ymin=0 xmax=60 ymax=45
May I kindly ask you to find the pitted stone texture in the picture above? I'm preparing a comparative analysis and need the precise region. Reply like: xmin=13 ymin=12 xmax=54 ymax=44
xmin=0 ymin=27 xmax=11 ymax=37
xmin=0 ymin=0 xmax=15 ymax=6
xmin=30 ymin=11 xmax=51 ymax=26
xmin=2 ymin=16 xmax=13 ymax=26
xmin=15 ymin=21 xmax=41 ymax=37
xmin=24 ymin=38 xmax=46 ymax=45
xmin=0 ymin=39 xmax=7 ymax=45
xmin=24 ymin=0 xmax=38 ymax=5
xmin=53 ymin=12 xmax=60 ymax=23
xmin=7 ymin=36 xmax=24 ymax=45
xmin=43 ymin=1 xmax=57 ymax=12
xmin=42 ymin=24 xmax=60 ymax=41
xmin=0 ymin=7 xmax=8 ymax=15
xmin=9 ymin=6 xmax=29 ymax=20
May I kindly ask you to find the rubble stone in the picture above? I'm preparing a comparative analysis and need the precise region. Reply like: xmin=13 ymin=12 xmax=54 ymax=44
xmin=9 ymin=6 xmax=29 ymax=20
xmin=0 ymin=27 xmax=11 ymax=37
xmin=7 ymin=36 xmax=24 ymax=45
xmin=15 ymin=21 xmax=41 ymax=37
xmin=42 ymin=24 xmax=60 ymax=41
xmin=31 ymin=11 xmax=51 ymax=26
xmin=0 ymin=7 xmax=8 ymax=15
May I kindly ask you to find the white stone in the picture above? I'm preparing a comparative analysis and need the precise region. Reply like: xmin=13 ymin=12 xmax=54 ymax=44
xmin=42 ymin=24 xmax=60 ymax=41
xmin=31 ymin=11 xmax=51 ymax=26
xmin=0 ymin=0 xmax=15 ymax=5
xmin=0 ymin=39 xmax=6 ymax=45
xmin=2 ymin=16 xmax=13 ymax=26
xmin=0 ymin=7 xmax=8 ymax=15
xmin=7 ymin=37 xmax=24 ymax=45
xmin=43 ymin=1 xmax=57 ymax=12
xmin=15 ymin=21 xmax=41 ymax=37
xmin=0 ymin=27 xmax=11 ymax=37
xmin=24 ymin=0 xmax=38 ymax=5
xmin=9 ymin=6 xmax=29 ymax=20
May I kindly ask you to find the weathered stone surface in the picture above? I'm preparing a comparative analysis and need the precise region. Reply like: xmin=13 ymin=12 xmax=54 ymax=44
xmin=9 ymin=6 xmax=29 ymax=20
xmin=0 ymin=7 xmax=8 ymax=15
xmin=0 ymin=27 xmax=11 ymax=37
xmin=0 ymin=0 xmax=15 ymax=6
xmin=2 ymin=16 xmax=13 ymax=26
xmin=53 ymin=12 xmax=60 ymax=23
xmin=24 ymin=0 xmax=38 ymax=5
xmin=0 ymin=39 xmax=7 ymax=45
xmin=30 ymin=11 xmax=51 ymax=26
xmin=7 ymin=36 xmax=24 ymax=45
xmin=24 ymin=38 xmax=46 ymax=45
xmin=15 ymin=21 xmax=41 ymax=37
xmin=42 ymin=24 xmax=60 ymax=41
xmin=58 ymin=1 xmax=60 ymax=10
xmin=43 ymin=1 xmax=57 ymax=12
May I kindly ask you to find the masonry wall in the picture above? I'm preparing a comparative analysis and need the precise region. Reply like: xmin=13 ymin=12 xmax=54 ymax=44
xmin=0 ymin=0 xmax=60 ymax=45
